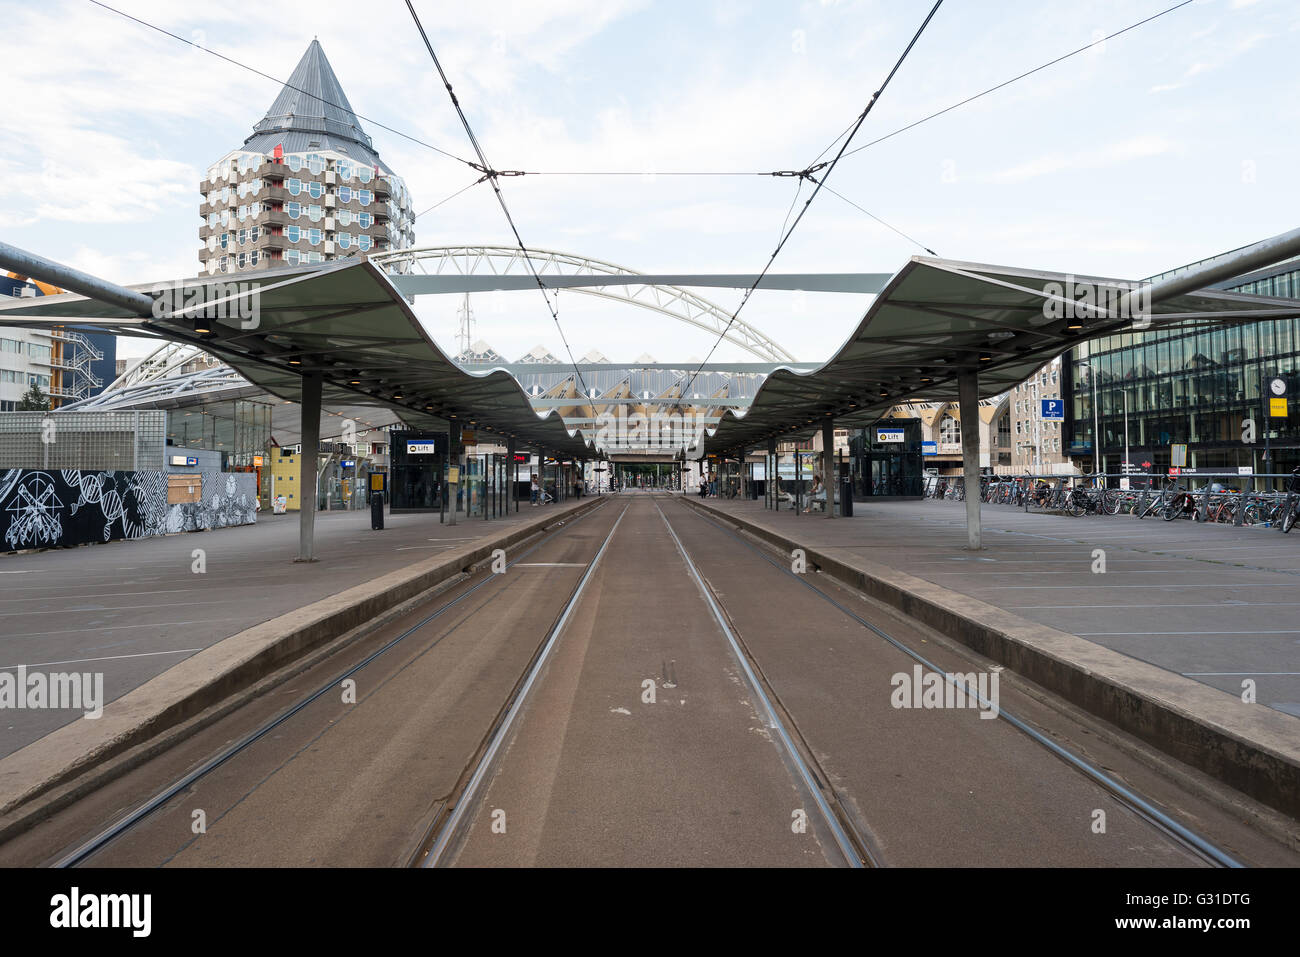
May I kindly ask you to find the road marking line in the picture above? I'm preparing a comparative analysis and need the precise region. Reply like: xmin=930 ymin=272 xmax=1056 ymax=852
xmin=1079 ymin=630 xmax=1300 ymax=636
xmin=513 ymin=562 xmax=587 ymax=567
xmin=0 ymin=648 xmax=203 ymax=671
xmin=5 ymin=619 xmax=246 ymax=639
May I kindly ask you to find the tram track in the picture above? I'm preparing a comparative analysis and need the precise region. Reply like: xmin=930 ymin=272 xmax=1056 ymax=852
xmin=50 ymin=500 xmax=616 ymax=868
xmin=668 ymin=498 xmax=1243 ymax=868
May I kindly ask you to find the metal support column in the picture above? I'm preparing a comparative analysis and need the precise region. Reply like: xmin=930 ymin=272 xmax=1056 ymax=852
xmin=296 ymin=374 xmax=322 ymax=562
xmin=821 ymin=419 xmax=835 ymax=519
xmin=509 ymin=439 xmax=516 ymax=512
xmin=959 ymin=371 xmax=982 ymax=550
xmin=767 ymin=437 xmax=776 ymax=509
xmin=448 ymin=420 xmax=461 ymax=526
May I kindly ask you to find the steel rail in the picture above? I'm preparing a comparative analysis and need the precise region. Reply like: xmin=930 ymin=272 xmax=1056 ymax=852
xmin=678 ymin=501 xmax=1244 ymax=869
xmin=655 ymin=499 xmax=870 ymax=868
xmin=53 ymin=500 xmax=611 ymax=867
xmin=420 ymin=503 xmax=631 ymax=867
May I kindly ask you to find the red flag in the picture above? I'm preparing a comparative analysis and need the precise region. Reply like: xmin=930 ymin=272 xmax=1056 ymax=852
xmin=273 ymin=143 xmax=283 ymax=160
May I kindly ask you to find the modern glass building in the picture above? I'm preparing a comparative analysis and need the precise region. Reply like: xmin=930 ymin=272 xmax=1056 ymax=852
xmin=1065 ymin=253 xmax=1300 ymax=478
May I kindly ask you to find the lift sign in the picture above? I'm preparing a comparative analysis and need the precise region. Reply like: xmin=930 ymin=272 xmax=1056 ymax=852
xmin=1040 ymin=398 xmax=1065 ymax=420
xmin=876 ymin=429 xmax=905 ymax=443
xmin=407 ymin=441 xmax=440 ymax=455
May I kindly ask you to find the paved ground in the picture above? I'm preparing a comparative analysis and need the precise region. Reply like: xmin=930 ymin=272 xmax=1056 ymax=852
xmin=11 ymin=493 xmax=1293 ymax=867
xmin=696 ymin=494 xmax=1300 ymax=717
xmin=0 ymin=497 xmax=586 ymax=757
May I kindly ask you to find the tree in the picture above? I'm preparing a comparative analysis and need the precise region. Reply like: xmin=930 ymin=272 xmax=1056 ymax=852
xmin=16 ymin=382 xmax=50 ymax=411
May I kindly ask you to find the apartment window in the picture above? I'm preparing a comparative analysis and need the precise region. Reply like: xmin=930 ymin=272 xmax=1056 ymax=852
xmin=250 ymin=250 xmax=259 ymax=266
xmin=336 ymin=161 xmax=353 ymax=180
xmin=307 ymin=228 xmax=322 ymax=246
xmin=337 ymin=209 xmax=352 ymax=226
xmin=337 ymin=233 xmax=352 ymax=250
xmin=358 ymin=212 xmax=372 ymax=228
xmin=308 ymin=181 xmax=323 ymax=199
xmin=236 ymin=252 xmax=246 ymax=269
xmin=358 ymin=166 xmax=373 ymax=184
xmin=357 ymin=190 xmax=372 ymax=207
xmin=307 ymin=205 xmax=323 ymax=222
xmin=219 ymin=233 xmax=228 ymax=250
xmin=357 ymin=234 xmax=371 ymax=251
xmin=339 ymin=186 xmax=352 ymax=203
xmin=306 ymin=153 xmax=325 ymax=175
xmin=285 ymin=249 xmax=300 ymax=266
xmin=287 ymin=202 xmax=301 ymax=218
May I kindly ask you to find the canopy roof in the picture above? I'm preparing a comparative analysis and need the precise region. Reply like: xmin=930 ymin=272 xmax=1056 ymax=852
xmin=693 ymin=255 xmax=1300 ymax=455
xmin=0 ymin=258 xmax=599 ymax=458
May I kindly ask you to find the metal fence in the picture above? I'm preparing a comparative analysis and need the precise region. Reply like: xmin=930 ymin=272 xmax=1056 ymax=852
xmin=925 ymin=470 xmax=1300 ymax=529
xmin=0 ymin=410 xmax=166 ymax=471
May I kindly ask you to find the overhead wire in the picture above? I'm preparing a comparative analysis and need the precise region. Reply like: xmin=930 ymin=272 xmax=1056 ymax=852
xmin=87 ymin=0 xmax=478 ymax=171
xmin=817 ymin=181 xmax=937 ymax=256
xmin=835 ymin=0 xmax=1194 ymax=164
xmin=403 ymin=0 xmax=596 ymax=424
xmin=677 ymin=0 xmax=945 ymax=410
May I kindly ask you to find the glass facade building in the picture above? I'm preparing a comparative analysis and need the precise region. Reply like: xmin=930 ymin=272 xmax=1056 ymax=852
xmin=166 ymin=399 xmax=272 ymax=470
xmin=1065 ymin=256 xmax=1300 ymax=478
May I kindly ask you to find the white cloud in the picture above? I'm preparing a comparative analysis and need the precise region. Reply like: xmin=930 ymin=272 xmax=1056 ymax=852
xmin=986 ymin=136 xmax=1177 ymax=185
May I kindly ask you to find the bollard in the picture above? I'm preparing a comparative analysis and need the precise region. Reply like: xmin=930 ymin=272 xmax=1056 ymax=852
xmin=370 ymin=490 xmax=384 ymax=530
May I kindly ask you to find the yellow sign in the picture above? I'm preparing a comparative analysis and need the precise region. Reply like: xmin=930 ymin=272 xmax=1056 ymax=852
xmin=1270 ymin=397 xmax=1288 ymax=417
xmin=370 ymin=473 xmax=385 ymax=491
xmin=252 ymin=454 xmax=264 ymax=467
xmin=448 ymin=466 xmax=460 ymax=483
xmin=461 ymin=430 xmax=477 ymax=445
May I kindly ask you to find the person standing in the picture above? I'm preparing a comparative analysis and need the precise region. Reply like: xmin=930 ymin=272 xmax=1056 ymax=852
xmin=530 ymin=473 xmax=539 ymax=506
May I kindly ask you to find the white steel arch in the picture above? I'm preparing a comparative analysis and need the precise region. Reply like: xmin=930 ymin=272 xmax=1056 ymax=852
xmin=106 ymin=341 xmax=211 ymax=391
xmin=371 ymin=245 xmax=797 ymax=363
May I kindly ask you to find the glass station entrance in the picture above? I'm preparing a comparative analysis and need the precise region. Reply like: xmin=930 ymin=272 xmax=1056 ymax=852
xmin=849 ymin=418 xmax=924 ymax=498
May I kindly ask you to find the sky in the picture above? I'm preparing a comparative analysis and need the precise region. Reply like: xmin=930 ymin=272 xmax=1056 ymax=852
xmin=2 ymin=0 xmax=1298 ymax=367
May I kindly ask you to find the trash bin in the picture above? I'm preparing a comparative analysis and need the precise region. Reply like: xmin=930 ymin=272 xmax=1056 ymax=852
xmin=840 ymin=479 xmax=853 ymax=517
xmin=370 ymin=491 xmax=384 ymax=530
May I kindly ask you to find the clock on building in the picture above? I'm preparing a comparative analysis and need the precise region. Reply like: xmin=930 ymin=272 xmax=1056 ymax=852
xmin=1269 ymin=377 xmax=1287 ymax=396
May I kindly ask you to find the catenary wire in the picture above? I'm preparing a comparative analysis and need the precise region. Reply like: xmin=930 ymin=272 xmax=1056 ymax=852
xmin=817 ymin=181 xmax=937 ymax=256
xmin=836 ymin=0 xmax=1194 ymax=164
xmin=404 ymin=0 xmax=596 ymax=421
xmin=677 ymin=0 xmax=944 ymax=406
xmin=87 ymin=0 xmax=478 ymax=170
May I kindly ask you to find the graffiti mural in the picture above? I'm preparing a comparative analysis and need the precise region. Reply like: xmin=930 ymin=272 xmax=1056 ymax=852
xmin=0 ymin=468 xmax=254 ymax=552
xmin=165 ymin=472 xmax=257 ymax=534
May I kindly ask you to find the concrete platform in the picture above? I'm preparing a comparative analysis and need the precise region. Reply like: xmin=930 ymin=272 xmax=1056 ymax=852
xmin=685 ymin=494 xmax=1300 ymax=818
xmin=703 ymin=496 xmax=1300 ymax=715
xmin=0 ymin=498 xmax=592 ymax=759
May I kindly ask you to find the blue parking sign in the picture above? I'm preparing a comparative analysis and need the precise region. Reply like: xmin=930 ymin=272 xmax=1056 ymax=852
xmin=1040 ymin=398 xmax=1065 ymax=420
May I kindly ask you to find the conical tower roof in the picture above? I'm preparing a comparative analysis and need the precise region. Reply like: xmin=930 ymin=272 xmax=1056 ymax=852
xmin=242 ymin=40 xmax=382 ymax=167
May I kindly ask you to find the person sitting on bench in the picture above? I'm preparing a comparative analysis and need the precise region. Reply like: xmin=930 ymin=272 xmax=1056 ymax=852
xmin=804 ymin=474 xmax=826 ymax=513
